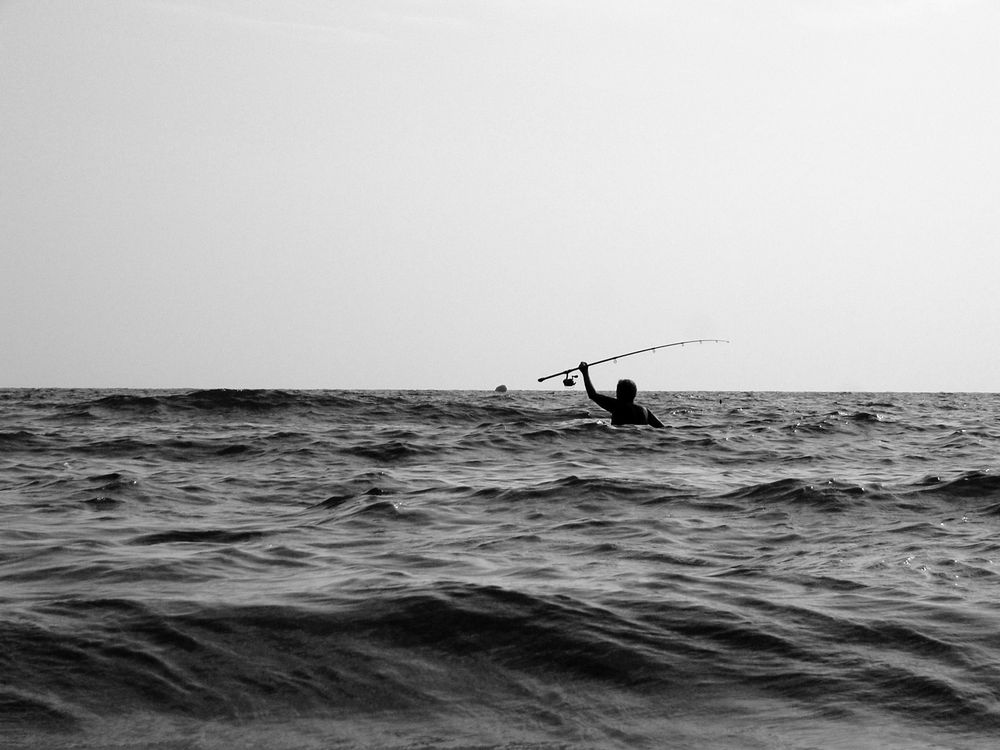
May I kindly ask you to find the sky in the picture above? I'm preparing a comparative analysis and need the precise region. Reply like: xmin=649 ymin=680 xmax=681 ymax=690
xmin=2 ymin=0 xmax=998 ymax=391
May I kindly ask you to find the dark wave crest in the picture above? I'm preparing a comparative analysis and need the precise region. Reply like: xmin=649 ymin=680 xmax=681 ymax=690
xmin=911 ymin=470 xmax=1000 ymax=500
xmin=0 ymin=430 xmax=41 ymax=449
xmin=720 ymin=477 xmax=885 ymax=508
xmin=129 ymin=529 xmax=267 ymax=545
xmin=472 ymin=474 xmax=656 ymax=504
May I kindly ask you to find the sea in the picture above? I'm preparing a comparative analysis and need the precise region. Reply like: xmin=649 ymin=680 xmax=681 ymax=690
xmin=2 ymin=388 xmax=1000 ymax=749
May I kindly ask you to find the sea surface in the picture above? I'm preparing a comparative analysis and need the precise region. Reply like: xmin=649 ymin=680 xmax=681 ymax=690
xmin=3 ymin=388 xmax=1000 ymax=749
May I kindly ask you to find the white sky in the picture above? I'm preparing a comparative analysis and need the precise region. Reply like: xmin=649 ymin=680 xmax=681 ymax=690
xmin=2 ymin=0 xmax=998 ymax=391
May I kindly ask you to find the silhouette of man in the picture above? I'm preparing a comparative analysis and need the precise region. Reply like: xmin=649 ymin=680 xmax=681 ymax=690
xmin=578 ymin=361 xmax=664 ymax=428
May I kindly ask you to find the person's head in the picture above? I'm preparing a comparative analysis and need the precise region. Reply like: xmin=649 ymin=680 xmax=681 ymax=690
xmin=616 ymin=379 xmax=637 ymax=403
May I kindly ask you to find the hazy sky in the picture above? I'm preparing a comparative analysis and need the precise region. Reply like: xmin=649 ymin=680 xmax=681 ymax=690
xmin=2 ymin=0 xmax=998 ymax=391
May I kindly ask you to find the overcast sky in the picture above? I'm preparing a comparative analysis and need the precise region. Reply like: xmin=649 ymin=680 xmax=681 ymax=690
xmin=2 ymin=0 xmax=997 ymax=391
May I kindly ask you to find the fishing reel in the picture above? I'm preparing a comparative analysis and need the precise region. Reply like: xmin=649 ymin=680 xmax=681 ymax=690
xmin=562 ymin=373 xmax=578 ymax=387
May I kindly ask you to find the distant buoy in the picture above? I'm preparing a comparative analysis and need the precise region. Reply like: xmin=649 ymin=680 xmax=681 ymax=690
xmin=494 ymin=384 xmax=508 ymax=393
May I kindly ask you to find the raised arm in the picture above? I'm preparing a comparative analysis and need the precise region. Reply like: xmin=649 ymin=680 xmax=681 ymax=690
xmin=579 ymin=361 xmax=617 ymax=413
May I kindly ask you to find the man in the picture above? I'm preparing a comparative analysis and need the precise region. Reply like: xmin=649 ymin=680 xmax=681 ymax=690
xmin=578 ymin=361 xmax=665 ymax=427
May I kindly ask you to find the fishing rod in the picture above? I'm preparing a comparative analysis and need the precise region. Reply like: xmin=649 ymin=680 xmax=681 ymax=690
xmin=537 ymin=339 xmax=729 ymax=386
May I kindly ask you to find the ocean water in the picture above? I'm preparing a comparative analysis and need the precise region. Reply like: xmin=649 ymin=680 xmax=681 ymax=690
xmin=2 ymin=388 xmax=1000 ymax=749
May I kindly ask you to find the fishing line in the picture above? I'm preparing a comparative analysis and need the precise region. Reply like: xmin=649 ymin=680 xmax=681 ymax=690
xmin=537 ymin=339 xmax=729 ymax=386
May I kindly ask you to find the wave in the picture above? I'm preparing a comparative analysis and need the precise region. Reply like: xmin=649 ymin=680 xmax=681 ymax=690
xmin=1 ymin=587 xmax=676 ymax=729
xmin=0 ymin=430 xmax=41 ymax=449
xmin=90 ymin=393 xmax=163 ymax=410
xmin=471 ymin=474 xmax=659 ymax=505
xmin=83 ymin=389 xmax=534 ymax=419
xmin=5 ymin=580 xmax=1000 ymax=736
xmin=719 ymin=470 xmax=1000 ymax=510
xmin=129 ymin=529 xmax=268 ymax=545
xmin=85 ymin=389 xmax=353 ymax=415
xmin=910 ymin=470 xmax=1000 ymax=500
xmin=783 ymin=410 xmax=893 ymax=434
xmin=340 ymin=437 xmax=439 ymax=462
xmin=719 ymin=477 xmax=886 ymax=509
